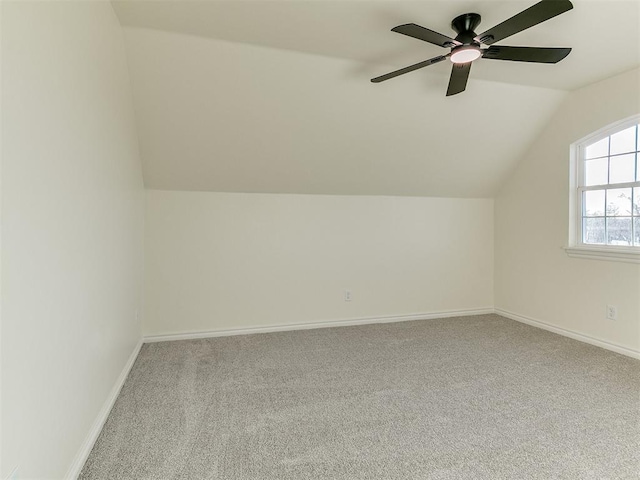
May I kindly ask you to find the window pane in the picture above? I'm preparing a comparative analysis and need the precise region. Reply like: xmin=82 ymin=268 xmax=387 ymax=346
xmin=635 ymin=217 xmax=640 ymax=246
xmin=584 ymin=190 xmax=605 ymax=216
xmin=606 ymin=188 xmax=632 ymax=216
xmin=585 ymin=137 xmax=609 ymax=159
xmin=609 ymin=153 xmax=635 ymax=184
xmin=634 ymin=188 xmax=640 ymax=216
xmin=584 ymin=158 xmax=608 ymax=186
xmin=606 ymin=217 xmax=632 ymax=245
xmin=610 ymin=125 xmax=637 ymax=155
xmin=583 ymin=217 xmax=605 ymax=244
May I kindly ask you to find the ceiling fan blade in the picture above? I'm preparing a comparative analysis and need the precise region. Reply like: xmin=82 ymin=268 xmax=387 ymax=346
xmin=371 ymin=55 xmax=449 ymax=83
xmin=446 ymin=62 xmax=471 ymax=96
xmin=475 ymin=0 xmax=573 ymax=45
xmin=392 ymin=24 xmax=462 ymax=48
xmin=482 ymin=45 xmax=571 ymax=63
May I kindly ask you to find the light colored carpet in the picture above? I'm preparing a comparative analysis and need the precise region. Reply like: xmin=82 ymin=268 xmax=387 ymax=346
xmin=80 ymin=314 xmax=640 ymax=479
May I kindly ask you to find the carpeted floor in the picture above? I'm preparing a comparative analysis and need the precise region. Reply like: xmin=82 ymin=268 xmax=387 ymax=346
xmin=79 ymin=314 xmax=640 ymax=479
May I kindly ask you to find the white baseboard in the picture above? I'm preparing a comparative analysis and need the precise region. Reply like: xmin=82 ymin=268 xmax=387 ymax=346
xmin=144 ymin=307 xmax=640 ymax=359
xmin=495 ymin=308 xmax=640 ymax=360
xmin=65 ymin=339 xmax=144 ymax=480
xmin=143 ymin=308 xmax=495 ymax=343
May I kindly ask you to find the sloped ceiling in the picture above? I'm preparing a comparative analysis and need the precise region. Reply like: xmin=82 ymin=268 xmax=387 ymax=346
xmin=113 ymin=0 xmax=640 ymax=197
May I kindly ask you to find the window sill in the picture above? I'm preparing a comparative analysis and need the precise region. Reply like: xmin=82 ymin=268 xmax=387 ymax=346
xmin=564 ymin=245 xmax=640 ymax=264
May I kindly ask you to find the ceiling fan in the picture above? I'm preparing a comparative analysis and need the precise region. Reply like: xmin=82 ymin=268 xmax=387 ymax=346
xmin=371 ymin=0 xmax=573 ymax=96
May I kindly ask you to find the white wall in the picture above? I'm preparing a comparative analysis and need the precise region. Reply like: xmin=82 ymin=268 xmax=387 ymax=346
xmin=495 ymin=68 xmax=640 ymax=354
xmin=144 ymin=190 xmax=493 ymax=336
xmin=122 ymin=26 xmax=566 ymax=198
xmin=1 ymin=2 xmax=144 ymax=478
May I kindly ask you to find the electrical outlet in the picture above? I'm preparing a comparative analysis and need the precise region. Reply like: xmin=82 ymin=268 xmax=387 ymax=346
xmin=344 ymin=290 xmax=352 ymax=302
xmin=606 ymin=305 xmax=617 ymax=321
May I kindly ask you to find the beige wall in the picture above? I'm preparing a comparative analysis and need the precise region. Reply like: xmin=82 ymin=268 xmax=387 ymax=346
xmin=1 ymin=2 xmax=144 ymax=478
xmin=144 ymin=190 xmax=494 ymax=336
xmin=495 ymin=68 xmax=640 ymax=354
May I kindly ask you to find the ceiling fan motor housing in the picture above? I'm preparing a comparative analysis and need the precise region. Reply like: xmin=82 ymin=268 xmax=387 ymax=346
xmin=449 ymin=13 xmax=482 ymax=62
xmin=451 ymin=13 xmax=482 ymax=45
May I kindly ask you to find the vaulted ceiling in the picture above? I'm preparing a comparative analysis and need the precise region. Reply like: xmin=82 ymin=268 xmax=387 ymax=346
xmin=112 ymin=0 xmax=640 ymax=197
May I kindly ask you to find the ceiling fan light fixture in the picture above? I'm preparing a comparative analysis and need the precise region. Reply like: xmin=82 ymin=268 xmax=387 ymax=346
xmin=370 ymin=0 xmax=574 ymax=95
xmin=450 ymin=46 xmax=482 ymax=64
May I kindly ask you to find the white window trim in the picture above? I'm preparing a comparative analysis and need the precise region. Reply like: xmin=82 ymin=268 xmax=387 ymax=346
xmin=565 ymin=114 xmax=640 ymax=264
xmin=564 ymin=245 xmax=640 ymax=264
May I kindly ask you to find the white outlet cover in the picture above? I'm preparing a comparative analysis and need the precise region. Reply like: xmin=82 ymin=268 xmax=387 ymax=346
xmin=606 ymin=305 xmax=617 ymax=320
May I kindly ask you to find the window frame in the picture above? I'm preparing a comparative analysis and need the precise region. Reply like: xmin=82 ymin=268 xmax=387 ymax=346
xmin=566 ymin=114 xmax=640 ymax=264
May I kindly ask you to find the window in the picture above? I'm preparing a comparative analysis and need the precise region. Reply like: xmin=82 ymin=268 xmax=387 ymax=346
xmin=567 ymin=115 xmax=640 ymax=263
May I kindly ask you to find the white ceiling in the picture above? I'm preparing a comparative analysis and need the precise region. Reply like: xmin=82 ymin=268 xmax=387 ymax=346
xmin=111 ymin=0 xmax=640 ymax=197
xmin=113 ymin=0 xmax=640 ymax=91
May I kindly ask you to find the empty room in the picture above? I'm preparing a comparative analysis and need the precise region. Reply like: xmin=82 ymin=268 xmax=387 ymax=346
xmin=2 ymin=0 xmax=640 ymax=478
